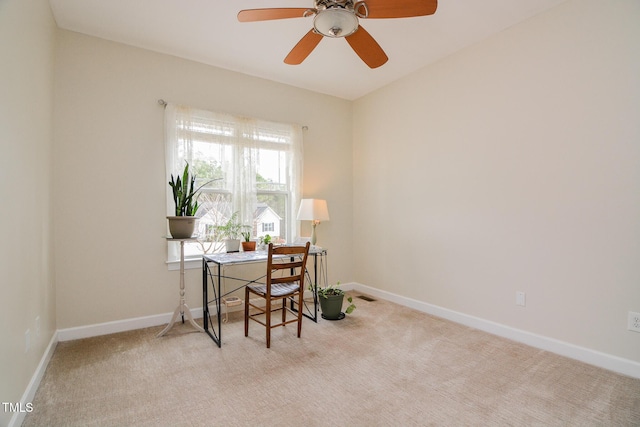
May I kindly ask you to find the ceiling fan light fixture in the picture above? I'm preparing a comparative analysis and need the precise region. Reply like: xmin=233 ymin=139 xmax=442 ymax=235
xmin=313 ymin=8 xmax=358 ymax=38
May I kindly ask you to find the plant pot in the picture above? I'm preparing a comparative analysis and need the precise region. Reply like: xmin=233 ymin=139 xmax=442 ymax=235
xmin=319 ymin=293 xmax=346 ymax=320
xmin=241 ymin=241 xmax=256 ymax=252
xmin=225 ymin=239 xmax=241 ymax=253
xmin=167 ymin=216 xmax=197 ymax=239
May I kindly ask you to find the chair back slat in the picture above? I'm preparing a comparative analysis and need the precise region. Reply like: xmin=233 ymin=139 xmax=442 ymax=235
xmin=270 ymin=261 xmax=302 ymax=271
xmin=270 ymin=276 xmax=299 ymax=285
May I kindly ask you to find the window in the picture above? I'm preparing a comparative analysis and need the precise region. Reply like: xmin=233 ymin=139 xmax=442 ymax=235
xmin=262 ymin=223 xmax=275 ymax=233
xmin=165 ymin=104 xmax=303 ymax=261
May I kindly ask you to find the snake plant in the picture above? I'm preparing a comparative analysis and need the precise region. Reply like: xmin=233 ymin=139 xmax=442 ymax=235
xmin=169 ymin=162 xmax=209 ymax=216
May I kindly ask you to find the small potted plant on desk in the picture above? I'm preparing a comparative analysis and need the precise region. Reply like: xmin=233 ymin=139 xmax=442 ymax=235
xmin=241 ymin=231 xmax=256 ymax=252
xmin=258 ymin=234 xmax=272 ymax=251
xmin=318 ymin=282 xmax=356 ymax=320
xmin=216 ymin=211 xmax=250 ymax=253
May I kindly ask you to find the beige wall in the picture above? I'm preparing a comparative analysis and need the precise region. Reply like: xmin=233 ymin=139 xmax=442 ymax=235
xmin=53 ymin=30 xmax=353 ymax=329
xmin=0 ymin=0 xmax=57 ymax=424
xmin=353 ymin=0 xmax=640 ymax=362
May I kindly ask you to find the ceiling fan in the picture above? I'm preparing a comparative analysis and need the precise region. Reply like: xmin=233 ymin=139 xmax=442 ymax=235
xmin=238 ymin=0 xmax=438 ymax=69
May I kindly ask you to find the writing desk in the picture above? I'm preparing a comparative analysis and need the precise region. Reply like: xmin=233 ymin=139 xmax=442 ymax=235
xmin=202 ymin=247 xmax=327 ymax=347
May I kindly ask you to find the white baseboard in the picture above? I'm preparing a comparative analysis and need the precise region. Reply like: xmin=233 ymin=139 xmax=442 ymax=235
xmin=56 ymin=294 xmax=312 ymax=342
xmin=9 ymin=332 xmax=58 ymax=427
xmin=347 ymin=282 xmax=640 ymax=379
xmin=57 ymin=308 xmax=204 ymax=342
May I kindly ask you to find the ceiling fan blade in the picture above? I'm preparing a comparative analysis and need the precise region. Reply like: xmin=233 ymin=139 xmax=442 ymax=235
xmin=284 ymin=30 xmax=323 ymax=65
xmin=238 ymin=8 xmax=311 ymax=22
xmin=345 ymin=25 xmax=388 ymax=68
xmin=363 ymin=0 xmax=437 ymax=18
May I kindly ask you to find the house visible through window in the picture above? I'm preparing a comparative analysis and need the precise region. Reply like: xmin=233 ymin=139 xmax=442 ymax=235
xmin=164 ymin=104 xmax=303 ymax=261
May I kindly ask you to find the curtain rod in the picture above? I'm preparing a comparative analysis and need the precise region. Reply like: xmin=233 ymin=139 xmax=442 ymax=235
xmin=157 ymin=99 xmax=308 ymax=130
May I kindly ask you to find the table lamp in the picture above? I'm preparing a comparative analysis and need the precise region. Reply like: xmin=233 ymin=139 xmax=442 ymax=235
xmin=297 ymin=199 xmax=330 ymax=246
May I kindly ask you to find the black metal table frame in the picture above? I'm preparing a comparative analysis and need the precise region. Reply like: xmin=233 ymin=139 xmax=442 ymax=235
xmin=202 ymin=249 xmax=327 ymax=347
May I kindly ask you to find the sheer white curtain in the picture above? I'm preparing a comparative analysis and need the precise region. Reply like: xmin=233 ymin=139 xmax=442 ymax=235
xmin=164 ymin=103 xmax=303 ymax=259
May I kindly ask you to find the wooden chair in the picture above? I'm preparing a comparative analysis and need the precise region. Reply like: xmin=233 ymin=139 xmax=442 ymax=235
xmin=244 ymin=242 xmax=310 ymax=348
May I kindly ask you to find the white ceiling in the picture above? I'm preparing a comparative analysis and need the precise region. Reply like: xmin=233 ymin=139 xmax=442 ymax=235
xmin=49 ymin=0 xmax=567 ymax=100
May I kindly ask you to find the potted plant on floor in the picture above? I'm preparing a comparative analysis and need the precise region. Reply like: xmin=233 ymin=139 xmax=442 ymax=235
xmin=241 ymin=231 xmax=256 ymax=252
xmin=216 ymin=211 xmax=250 ymax=252
xmin=318 ymin=281 xmax=356 ymax=320
xmin=167 ymin=162 xmax=210 ymax=238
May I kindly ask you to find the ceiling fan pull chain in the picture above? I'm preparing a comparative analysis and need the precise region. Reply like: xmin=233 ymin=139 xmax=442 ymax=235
xmin=354 ymin=1 xmax=368 ymax=18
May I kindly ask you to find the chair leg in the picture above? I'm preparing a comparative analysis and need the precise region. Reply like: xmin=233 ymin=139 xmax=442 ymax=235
xmin=265 ymin=298 xmax=271 ymax=348
xmin=282 ymin=297 xmax=287 ymax=323
xmin=297 ymin=292 xmax=303 ymax=338
xmin=244 ymin=287 xmax=250 ymax=337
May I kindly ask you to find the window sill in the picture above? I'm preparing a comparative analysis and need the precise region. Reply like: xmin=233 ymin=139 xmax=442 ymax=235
xmin=166 ymin=257 xmax=203 ymax=271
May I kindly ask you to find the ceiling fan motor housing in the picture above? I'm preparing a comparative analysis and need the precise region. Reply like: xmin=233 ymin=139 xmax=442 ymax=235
xmin=313 ymin=0 xmax=368 ymax=38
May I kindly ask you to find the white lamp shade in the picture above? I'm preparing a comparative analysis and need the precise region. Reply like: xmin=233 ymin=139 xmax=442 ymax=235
xmin=297 ymin=199 xmax=330 ymax=221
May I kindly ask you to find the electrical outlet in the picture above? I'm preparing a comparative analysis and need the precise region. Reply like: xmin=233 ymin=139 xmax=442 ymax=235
xmin=516 ymin=291 xmax=526 ymax=307
xmin=628 ymin=311 xmax=640 ymax=333
xmin=25 ymin=329 xmax=30 ymax=353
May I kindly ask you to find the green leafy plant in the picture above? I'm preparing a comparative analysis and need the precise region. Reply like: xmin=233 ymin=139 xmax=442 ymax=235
xmin=260 ymin=234 xmax=272 ymax=245
xmin=241 ymin=231 xmax=252 ymax=242
xmin=317 ymin=281 xmax=356 ymax=314
xmin=168 ymin=162 xmax=212 ymax=216
xmin=216 ymin=211 xmax=250 ymax=240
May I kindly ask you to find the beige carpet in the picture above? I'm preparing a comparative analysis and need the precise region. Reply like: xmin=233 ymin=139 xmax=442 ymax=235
xmin=24 ymin=294 xmax=640 ymax=426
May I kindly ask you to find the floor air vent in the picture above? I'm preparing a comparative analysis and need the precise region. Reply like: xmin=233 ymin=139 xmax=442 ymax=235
xmin=357 ymin=295 xmax=377 ymax=302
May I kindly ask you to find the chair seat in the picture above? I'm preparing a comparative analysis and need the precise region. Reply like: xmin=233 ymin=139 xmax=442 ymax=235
xmin=248 ymin=282 xmax=299 ymax=298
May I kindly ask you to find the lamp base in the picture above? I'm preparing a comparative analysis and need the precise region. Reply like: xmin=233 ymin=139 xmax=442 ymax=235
xmin=311 ymin=223 xmax=317 ymax=246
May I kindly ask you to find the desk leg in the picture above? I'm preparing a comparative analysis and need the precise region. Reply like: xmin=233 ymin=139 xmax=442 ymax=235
xmin=312 ymin=253 xmax=319 ymax=320
xmin=216 ymin=265 xmax=222 ymax=345
xmin=202 ymin=259 xmax=222 ymax=347
xmin=295 ymin=252 xmax=322 ymax=323
xmin=203 ymin=258 xmax=208 ymax=333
